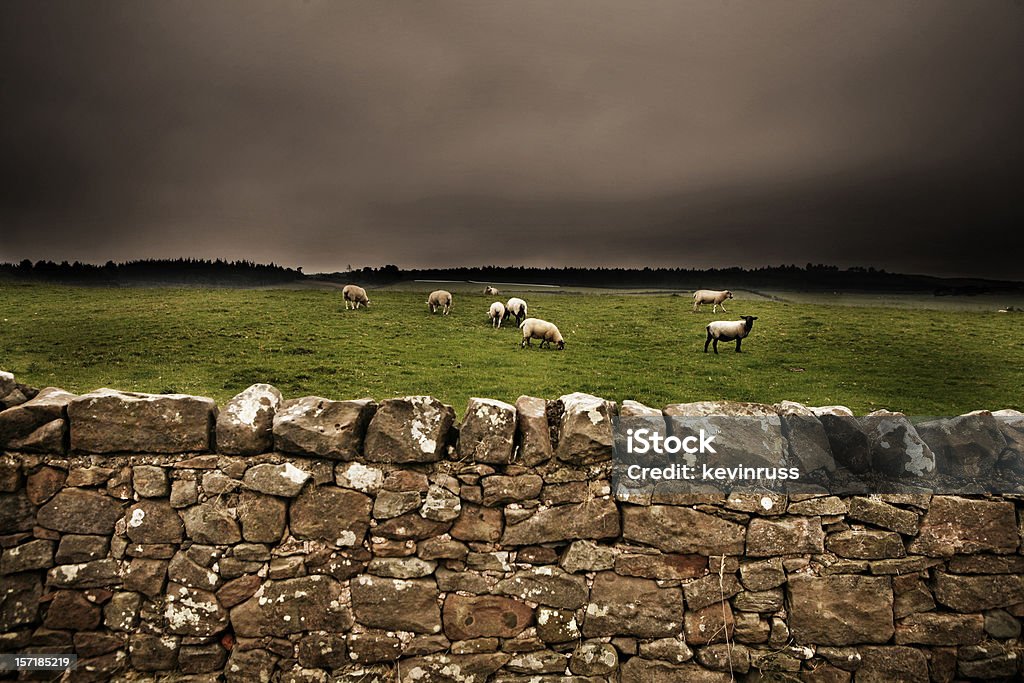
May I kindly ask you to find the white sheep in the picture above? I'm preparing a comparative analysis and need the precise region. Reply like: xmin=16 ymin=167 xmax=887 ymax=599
xmin=342 ymin=284 xmax=370 ymax=309
xmin=427 ymin=290 xmax=453 ymax=315
xmin=484 ymin=286 xmax=500 ymax=295
xmin=505 ymin=297 xmax=529 ymax=326
xmin=488 ymin=301 xmax=506 ymax=328
xmin=692 ymin=289 xmax=733 ymax=313
xmin=520 ymin=317 xmax=565 ymax=350
xmin=704 ymin=315 xmax=758 ymax=354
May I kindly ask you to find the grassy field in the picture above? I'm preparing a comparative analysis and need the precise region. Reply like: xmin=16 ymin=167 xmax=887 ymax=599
xmin=1 ymin=281 xmax=1021 ymax=416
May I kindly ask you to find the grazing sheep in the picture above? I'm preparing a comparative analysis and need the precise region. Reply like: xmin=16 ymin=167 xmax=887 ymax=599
xmin=692 ymin=289 xmax=733 ymax=313
xmin=427 ymin=290 xmax=453 ymax=315
xmin=342 ymin=284 xmax=370 ymax=309
xmin=488 ymin=301 xmax=506 ymax=328
xmin=505 ymin=297 xmax=529 ymax=326
xmin=705 ymin=316 xmax=758 ymax=354
xmin=520 ymin=317 xmax=565 ymax=350
xmin=484 ymin=286 xmax=500 ymax=295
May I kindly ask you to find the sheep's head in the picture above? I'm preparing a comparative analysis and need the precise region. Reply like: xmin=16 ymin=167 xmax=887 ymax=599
xmin=725 ymin=290 xmax=734 ymax=299
xmin=364 ymin=299 xmax=371 ymax=306
xmin=556 ymin=340 xmax=565 ymax=350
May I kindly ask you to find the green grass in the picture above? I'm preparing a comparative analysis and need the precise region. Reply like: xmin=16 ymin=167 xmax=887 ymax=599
xmin=1 ymin=282 xmax=1021 ymax=416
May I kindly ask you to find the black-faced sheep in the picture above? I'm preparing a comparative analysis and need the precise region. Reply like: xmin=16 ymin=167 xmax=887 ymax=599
xmin=488 ymin=302 xmax=506 ymax=328
xmin=484 ymin=286 xmax=500 ymax=295
xmin=505 ymin=297 xmax=528 ymax=326
xmin=342 ymin=284 xmax=370 ymax=309
xmin=693 ymin=289 xmax=733 ymax=313
xmin=704 ymin=315 xmax=757 ymax=354
xmin=520 ymin=317 xmax=564 ymax=350
xmin=427 ymin=290 xmax=453 ymax=315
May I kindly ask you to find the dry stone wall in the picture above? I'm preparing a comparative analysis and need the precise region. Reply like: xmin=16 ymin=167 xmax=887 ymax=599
xmin=1 ymin=369 xmax=1023 ymax=682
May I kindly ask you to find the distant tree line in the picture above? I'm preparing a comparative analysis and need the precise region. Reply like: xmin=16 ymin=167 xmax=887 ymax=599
xmin=320 ymin=263 xmax=1022 ymax=294
xmin=0 ymin=259 xmax=305 ymax=285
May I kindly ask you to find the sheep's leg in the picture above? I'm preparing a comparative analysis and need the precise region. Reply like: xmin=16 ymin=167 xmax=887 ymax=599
xmin=713 ymin=338 xmax=719 ymax=354
xmin=735 ymin=338 xmax=742 ymax=353
xmin=704 ymin=333 xmax=712 ymax=353
xmin=720 ymin=303 xmax=727 ymax=312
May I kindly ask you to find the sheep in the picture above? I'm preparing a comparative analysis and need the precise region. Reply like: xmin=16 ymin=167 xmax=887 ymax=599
xmin=342 ymin=284 xmax=370 ymax=309
xmin=692 ymin=289 xmax=733 ymax=313
xmin=704 ymin=315 xmax=757 ymax=354
xmin=484 ymin=286 xmax=500 ymax=296
xmin=505 ymin=297 xmax=529 ymax=326
xmin=520 ymin=317 xmax=565 ymax=350
xmin=427 ymin=290 xmax=453 ymax=315
xmin=488 ymin=301 xmax=506 ymax=328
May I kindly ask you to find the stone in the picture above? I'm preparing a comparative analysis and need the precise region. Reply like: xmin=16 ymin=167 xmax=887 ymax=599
xmin=66 ymin=466 xmax=115 ymax=487
xmin=855 ymin=646 xmax=928 ymax=683
xmin=495 ymin=566 xmax=589 ymax=609
xmin=908 ymin=496 xmax=1018 ymax=557
xmin=132 ymin=465 xmax=168 ymax=497
xmin=958 ymin=650 xmax=1019 ymax=679
xmin=560 ymin=540 xmax=616 ymax=573
xmin=0 ymin=491 xmax=35 ymax=534
xmin=217 ymin=383 xmax=282 ymax=455
xmin=297 ymin=632 xmax=348 ymax=669
xmin=238 ymin=491 xmax=287 ymax=543
xmin=826 ymin=529 xmax=905 ymax=559
xmin=481 ymin=474 xmax=543 ymax=506
xmin=129 ymin=633 xmax=179 ymax=671
xmin=73 ymin=631 xmax=125 ymax=658
xmin=178 ymin=642 xmax=228 ymax=674
xmin=816 ymin=413 xmax=872 ymax=474
xmin=739 ymin=558 xmax=786 ymax=591
xmin=622 ymin=505 xmax=745 ymax=556
xmin=374 ymin=490 xmax=422 ymax=519
xmin=683 ymin=573 xmax=742 ymax=610
xmin=664 ymin=401 xmax=789 ymax=475
xmin=56 ymin=535 xmax=109 ymax=564
xmin=224 ymin=648 xmax=277 ymax=683
xmin=217 ymin=574 xmax=262 ymax=608
xmin=122 ymin=558 xmax=166 ymax=596
xmin=335 ymin=461 xmax=385 ymax=494
xmin=893 ymin=576 xmax=935 ymax=618
xmin=103 ymin=591 xmax=141 ymax=631
xmin=230 ymin=575 xmax=351 ymax=636
xmin=894 ymin=612 xmax=984 ymax=645
xmin=847 ymin=497 xmax=919 ymax=535
xmin=181 ymin=502 xmax=241 ymax=544
xmin=420 ymin=484 xmax=462 ymax=521
xmin=201 ymin=470 xmax=239 ymax=494
xmin=374 ymin=511 xmax=452 ymax=541
xmin=515 ymin=395 xmax=554 ymax=466
xmin=0 ymin=539 xmax=53 ymax=574
xmin=684 ymin=603 xmax=734 ymax=645
xmin=583 ymin=572 xmax=684 ymax=637
xmin=367 ymin=556 xmax=436 ymax=578
xmin=535 ymin=606 xmax=580 ymax=643
xmin=242 ymin=462 xmax=310 ymax=497
xmin=0 ymin=572 xmax=41 ymax=630
xmin=364 ymin=396 xmax=455 ymax=463
xmin=25 ymin=466 xmax=66 ymax=505
xmin=125 ymin=499 xmax=183 ymax=544
xmin=47 ymin=557 xmax=121 ymax=589
xmin=933 ymin=572 xmax=1024 ymax=612
xmin=451 ymin=503 xmax=503 ymax=542
xmin=776 ymin=401 xmax=836 ymax=474
xmin=947 ymin=554 xmax=1024 ymax=574
xmin=350 ymin=575 xmax=442 ymax=634
xmin=639 ymin=637 xmax=694 ymax=663
xmin=169 ymin=478 xmax=198 ymax=507
xmin=505 ymin=649 xmax=567 ymax=673
xmin=620 ymin=658 xmax=734 ymax=683
xmin=347 ymin=629 xmax=403 ymax=663
xmin=733 ymin=613 xmax=770 ymax=644
xmin=168 ymin=551 xmax=220 ymax=591
xmin=442 ymin=594 xmax=534 ymax=640
xmin=614 ymin=552 xmax=707 ymax=580
xmin=69 ymin=388 xmax=216 ymax=453
xmin=399 ymin=653 xmax=511 ymax=683
xmin=788 ymin=575 xmax=893 ymax=645
xmin=273 ymin=396 xmax=376 ymax=459
xmin=417 ymin=535 xmax=468 ymax=560
xmin=458 ymin=397 xmax=517 ymax=464
xmin=733 ymin=589 xmax=784 ymax=613
xmin=0 ymin=387 xmax=75 ymax=453
xmin=501 ymin=499 xmax=619 ymax=545
xmin=569 ymin=641 xmax=618 ymax=675
xmin=43 ymin=590 xmax=101 ymax=630
xmin=164 ymin=582 xmax=228 ymax=636
xmin=697 ymin=643 xmax=751 ymax=673
xmin=916 ymin=412 xmax=1006 ymax=478
xmin=746 ymin=517 xmax=824 ymax=556
xmin=290 ymin=485 xmax=372 ymax=546
xmin=555 ymin=392 xmax=614 ymax=465
xmin=37 ymin=488 xmax=122 ymax=534
xmin=862 ymin=411 xmax=936 ymax=478
xmin=982 ymin=609 xmax=1020 ymax=640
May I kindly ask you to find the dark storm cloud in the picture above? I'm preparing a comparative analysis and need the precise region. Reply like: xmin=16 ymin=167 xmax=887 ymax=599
xmin=1 ymin=1 xmax=1022 ymax=277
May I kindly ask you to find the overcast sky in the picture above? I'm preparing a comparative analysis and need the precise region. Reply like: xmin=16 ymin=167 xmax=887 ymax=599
xmin=2 ymin=1 xmax=1022 ymax=278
